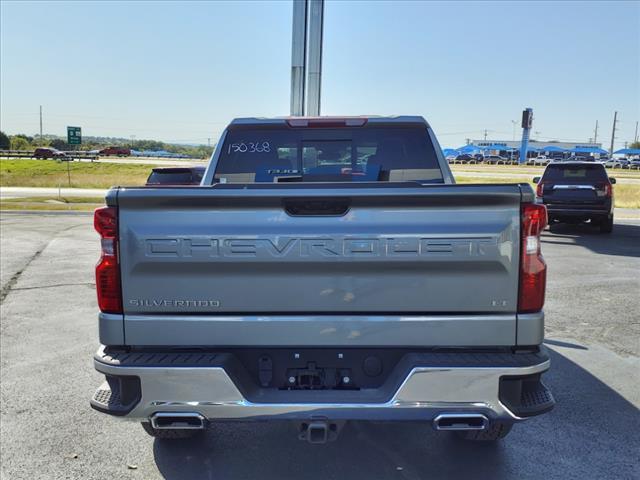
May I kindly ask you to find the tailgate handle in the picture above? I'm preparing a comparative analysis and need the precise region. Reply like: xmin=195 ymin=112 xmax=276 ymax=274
xmin=284 ymin=198 xmax=351 ymax=216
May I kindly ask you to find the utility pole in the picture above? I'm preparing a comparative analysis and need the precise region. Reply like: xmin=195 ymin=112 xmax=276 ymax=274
xmin=483 ymin=129 xmax=488 ymax=141
xmin=634 ymin=121 xmax=638 ymax=143
xmin=510 ymin=120 xmax=517 ymax=141
xmin=609 ymin=111 xmax=618 ymax=155
xmin=39 ymin=105 xmax=43 ymax=146
xmin=207 ymin=137 xmax=211 ymax=147
xmin=594 ymin=120 xmax=598 ymax=144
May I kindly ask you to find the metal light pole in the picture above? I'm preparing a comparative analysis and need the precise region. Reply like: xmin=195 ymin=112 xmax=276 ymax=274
xmin=305 ymin=0 xmax=324 ymax=116
xmin=290 ymin=0 xmax=324 ymax=116
xmin=290 ymin=0 xmax=307 ymax=116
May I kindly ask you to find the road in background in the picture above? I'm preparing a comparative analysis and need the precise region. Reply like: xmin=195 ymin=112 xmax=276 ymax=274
xmin=0 ymin=212 xmax=638 ymax=479
xmin=85 ymin=157 xmax=207 ymax=167
xmin=1 ymin=187 xmax=107 ymax=199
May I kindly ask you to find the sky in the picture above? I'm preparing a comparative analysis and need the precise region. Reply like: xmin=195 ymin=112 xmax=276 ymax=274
xmin=1 ymin=0 xmax=639 ymax=149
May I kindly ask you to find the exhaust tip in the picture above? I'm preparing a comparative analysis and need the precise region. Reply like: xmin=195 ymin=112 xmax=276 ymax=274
xmin=150 ymin=412 xmax=205 ymax=430
xmin=433 ymin=413 xmax=488 ymax=431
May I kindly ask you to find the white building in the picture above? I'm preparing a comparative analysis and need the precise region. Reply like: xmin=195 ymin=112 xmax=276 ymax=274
xmin=470 ymin=139 xmax=603 ymax=150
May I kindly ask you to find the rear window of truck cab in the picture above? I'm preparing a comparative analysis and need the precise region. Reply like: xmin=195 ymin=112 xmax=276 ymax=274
xmin=214 ymin=126 xmax=443 ymax=183
xmin=542 ymin=163 xmax=608 ymax=183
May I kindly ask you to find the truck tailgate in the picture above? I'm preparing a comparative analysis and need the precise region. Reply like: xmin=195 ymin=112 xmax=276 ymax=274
xmin=115 ymin=184 xmax=523 ymax=325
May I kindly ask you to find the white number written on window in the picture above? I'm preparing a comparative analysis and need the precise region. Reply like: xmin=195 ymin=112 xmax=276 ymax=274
xmin=228 ymin=142 xmax=271 ymax=154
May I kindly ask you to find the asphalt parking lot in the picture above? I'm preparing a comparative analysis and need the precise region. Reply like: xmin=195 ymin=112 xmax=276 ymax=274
xmin=1 ymin=212 xmax=639 ymax=480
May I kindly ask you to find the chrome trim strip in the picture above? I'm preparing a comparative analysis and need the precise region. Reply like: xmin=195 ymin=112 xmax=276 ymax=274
xmin=552 ymin=184 xmax=595 ymax=190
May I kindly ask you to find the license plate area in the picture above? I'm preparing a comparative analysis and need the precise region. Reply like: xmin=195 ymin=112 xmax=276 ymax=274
xmin=284 ymin=362 xmax=356 ymax=390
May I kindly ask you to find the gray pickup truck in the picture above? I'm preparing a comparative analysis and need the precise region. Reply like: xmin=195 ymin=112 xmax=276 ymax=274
xmin=91 ymin=116 xmax=554 ymax=443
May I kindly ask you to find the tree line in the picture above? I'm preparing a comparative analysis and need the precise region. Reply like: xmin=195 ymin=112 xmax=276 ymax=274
xmin=0 ymin=131 xmax=214 ymax=159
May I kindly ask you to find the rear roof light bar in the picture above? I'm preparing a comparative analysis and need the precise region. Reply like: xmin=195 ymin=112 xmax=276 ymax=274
xmin=286 ymin=117 xmax=368 ymax=128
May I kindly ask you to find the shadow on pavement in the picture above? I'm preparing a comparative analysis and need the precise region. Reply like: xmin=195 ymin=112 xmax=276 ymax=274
xmin=152 ymin=349 xmax=640 ymax=480
xmin=543 ymin=222 xmax=640 ymax=258
xmin=543 ymin=338 xmax=588 ymax=350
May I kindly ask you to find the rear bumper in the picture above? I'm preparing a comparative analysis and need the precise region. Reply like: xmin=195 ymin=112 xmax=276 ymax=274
xmin=545 ymin=204 xmax=612 ymax=218
xmin=91 ymin=346 xmax=554 ymax=423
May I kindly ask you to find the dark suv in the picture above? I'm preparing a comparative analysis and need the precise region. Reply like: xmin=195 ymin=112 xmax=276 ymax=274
xmin=33 ymin=147 xmax=68 ymax=159
xmin=534 ymin=162 xmax=615 ymax=233
xmin=145 ymin=166 xmax=205 ymax=186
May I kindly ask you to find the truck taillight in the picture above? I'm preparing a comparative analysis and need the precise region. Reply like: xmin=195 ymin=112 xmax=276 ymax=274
xmin=518 ymin=203 xmax=547 ymax=313
xmin=94 ymin=206 xmax=122 ymax=314
xmin=535 ymin=182 xmax=545 ymax=197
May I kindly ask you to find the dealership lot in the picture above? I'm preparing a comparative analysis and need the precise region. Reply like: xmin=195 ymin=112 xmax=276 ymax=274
xmin=0 ymin=212 xmax=638 ymax=480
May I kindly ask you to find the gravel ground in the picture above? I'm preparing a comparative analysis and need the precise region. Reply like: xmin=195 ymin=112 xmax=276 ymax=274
xmin=0 ymin=212 xmax=638 ymax=480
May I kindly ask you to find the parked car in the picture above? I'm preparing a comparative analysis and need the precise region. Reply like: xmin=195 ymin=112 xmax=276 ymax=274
xmin=33 ymin=147 xmax=68 ymax=160
xmin=604 ymin=158 xmax=629 ymax=169
xmin=628 ymin=159 xmax=640 ymax=169
xmin=454 ymin=154 xmax=474 ymax=162
xmin=91 ymin=116 xmax=554 ymax=444
xmin=482 ymin=155 xmax=508 ymax=164
xmin=99 ymin=146 xmax=131 ymax=156
xmin=532 ymin=156 xmax=551 ymax=165
xmin=145 ymin=166 xmax=205 ymax=186
xmin=534 ymin=161 xmax=615 ymax=233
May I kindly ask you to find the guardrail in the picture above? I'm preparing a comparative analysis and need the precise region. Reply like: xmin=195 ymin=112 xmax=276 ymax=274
xmin=0 ymin=150 xmax=98 ymax=161
xmin=0 ymin=150 xmax=202 ymax=161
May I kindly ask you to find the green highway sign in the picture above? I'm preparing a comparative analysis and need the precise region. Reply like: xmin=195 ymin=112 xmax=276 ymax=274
xmin=67 ymin=126 xmax=81 ymax=145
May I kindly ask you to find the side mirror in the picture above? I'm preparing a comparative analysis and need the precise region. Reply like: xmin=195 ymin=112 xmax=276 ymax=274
xmin=533 ymin=176 xmax=541 ymax=184
xmin=610 ymin=177 xmax=616 ymax=184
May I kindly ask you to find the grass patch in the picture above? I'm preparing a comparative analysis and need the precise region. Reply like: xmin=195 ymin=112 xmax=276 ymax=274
xmin=455 ymin=176 xmax=640 ymax=209
xmin=0 ymin=159 xmax=151 ymax=188
xmin=451 ymin=164 xmax=640 ymax=179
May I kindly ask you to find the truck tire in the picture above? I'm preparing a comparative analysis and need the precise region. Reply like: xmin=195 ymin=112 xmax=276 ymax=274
xmin=141 ymin=422 xmax=203 ymax=440
xmin=599 ymin=215 xmax=613 ymax=234
xmin=456 ymin=421 xmax=512 ymax=441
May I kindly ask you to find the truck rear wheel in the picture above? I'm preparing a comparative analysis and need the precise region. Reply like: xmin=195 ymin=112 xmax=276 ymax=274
xmin=456 ymin=421 xmax=512 ymax=441
xmin=141 ymin=422 xmax=203 ymax=440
